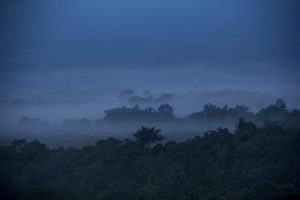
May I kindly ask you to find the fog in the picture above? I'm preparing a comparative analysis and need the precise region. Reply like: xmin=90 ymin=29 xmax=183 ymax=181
xmin=1 ymin=0 xmax=300 ymax=146
xmin=1 ymin=60 xmax=300 ymax=147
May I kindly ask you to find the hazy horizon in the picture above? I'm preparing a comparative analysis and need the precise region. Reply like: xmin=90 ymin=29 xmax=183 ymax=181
xmin=1 ymin=0 xmax=300 ymax=142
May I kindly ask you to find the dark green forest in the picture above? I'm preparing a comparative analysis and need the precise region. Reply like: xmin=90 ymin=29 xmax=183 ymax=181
xmin=1 ymin=100 xmax=300 ymax=200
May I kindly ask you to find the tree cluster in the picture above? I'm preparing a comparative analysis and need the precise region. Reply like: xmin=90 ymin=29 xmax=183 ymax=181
xmin=104 ymin=104 xmax=175 ymax=122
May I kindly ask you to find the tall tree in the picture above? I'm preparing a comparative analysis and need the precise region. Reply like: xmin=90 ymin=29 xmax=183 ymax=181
xmin=133 ymin=126 xmax=165 ymax=148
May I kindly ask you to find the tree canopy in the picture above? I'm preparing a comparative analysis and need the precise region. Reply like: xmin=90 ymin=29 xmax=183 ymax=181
xmin=1 ymin=120 xmax=300 ymax=200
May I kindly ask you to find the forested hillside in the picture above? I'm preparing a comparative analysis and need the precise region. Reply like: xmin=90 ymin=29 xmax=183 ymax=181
xmin=1 ymin=118 xmax=300 ymax=200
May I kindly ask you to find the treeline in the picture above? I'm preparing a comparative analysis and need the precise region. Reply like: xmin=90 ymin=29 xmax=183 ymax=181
xmin=1 ymin=119 xmax=300 ymax=200
xmin=103 ymin=99 xmax=300 ymax=127
xmin=104 ymin=104 xmax=175 ymax=122
xmin=18 ymin=99 xmax=300 ymax=131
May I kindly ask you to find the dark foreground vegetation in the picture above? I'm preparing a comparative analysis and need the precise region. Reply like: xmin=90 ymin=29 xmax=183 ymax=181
xmin=1 ymin=118 xmax=300 ymax=200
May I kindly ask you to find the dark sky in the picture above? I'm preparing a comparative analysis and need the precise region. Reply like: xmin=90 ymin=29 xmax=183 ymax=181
xmin=1 ymin=0 xmax=300 ymax=97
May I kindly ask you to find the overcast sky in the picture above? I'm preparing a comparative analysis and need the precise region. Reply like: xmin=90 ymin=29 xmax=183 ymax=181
xmin=1 ymin=0 xmax=300 ymax=98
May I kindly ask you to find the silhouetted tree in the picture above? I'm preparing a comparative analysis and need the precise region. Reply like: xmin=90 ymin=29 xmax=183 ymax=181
xmin=257 ymin=99 xmax=288 ymax=122
xmin=275 ymin=98 xmax=287 ymax=111
xmin=158 ymin=104 xmax=174 ymax=119
xmin=133 ymin=126 xmax=165 ymax=148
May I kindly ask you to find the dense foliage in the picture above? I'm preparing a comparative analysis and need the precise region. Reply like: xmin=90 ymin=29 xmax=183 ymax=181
xmin=104 ymin=104 xmax=175 ymax=122
xmin=103 ymin=99 xmax=300 ymax=128
xmin=1 ymin=119 xmax=300 ymax=200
